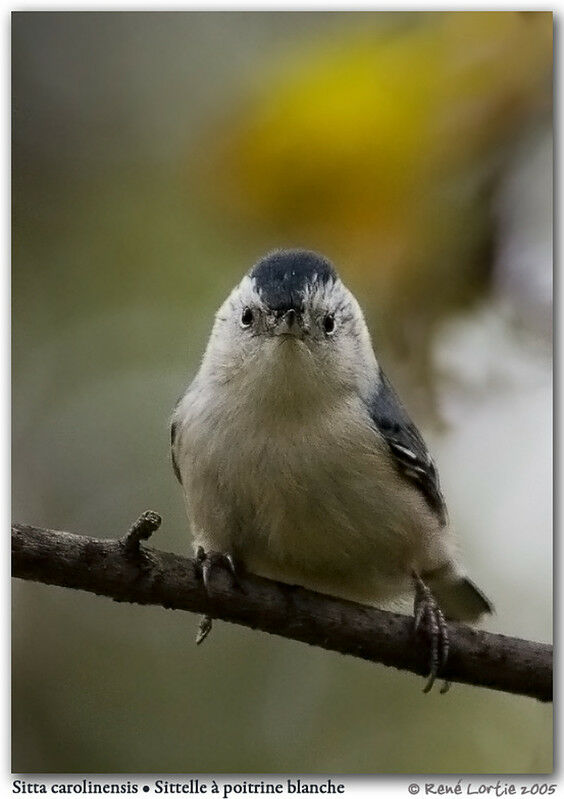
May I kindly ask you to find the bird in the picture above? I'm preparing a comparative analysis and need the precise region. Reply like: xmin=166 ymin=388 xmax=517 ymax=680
xmin=171 ymin=248 xmax=492 ymax=690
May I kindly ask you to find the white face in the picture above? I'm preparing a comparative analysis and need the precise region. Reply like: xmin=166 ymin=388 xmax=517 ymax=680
xmin=201 ymin=260 xmax=379 ymax=403
xmin=234 ymin=274 xmax=346 ymax=341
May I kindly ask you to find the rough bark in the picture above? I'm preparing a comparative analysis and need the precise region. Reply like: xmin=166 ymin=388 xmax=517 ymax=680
xmin=11 ymin=516 xmax=552 ymax=702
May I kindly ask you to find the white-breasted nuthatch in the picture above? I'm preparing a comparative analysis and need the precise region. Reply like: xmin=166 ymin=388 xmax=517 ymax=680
xmin=171 ymin=249 xmax=492 ymax=689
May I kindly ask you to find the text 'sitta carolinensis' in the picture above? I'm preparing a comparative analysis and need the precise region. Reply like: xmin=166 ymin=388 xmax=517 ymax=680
xmin=171 ymin=249 xmax=493 ymax=690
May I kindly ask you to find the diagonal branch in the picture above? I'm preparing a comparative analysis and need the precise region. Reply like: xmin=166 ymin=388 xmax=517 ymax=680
xmin=11 ymin=515 xmax=552 ymax=702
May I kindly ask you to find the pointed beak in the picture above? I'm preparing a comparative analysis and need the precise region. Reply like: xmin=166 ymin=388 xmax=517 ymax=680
xmin=272 ymin=308 xmax=302 ymax=336
xmin=284 ymin=308 xmax=297 ymax=329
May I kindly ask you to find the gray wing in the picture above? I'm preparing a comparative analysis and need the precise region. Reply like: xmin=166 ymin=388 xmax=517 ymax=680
xmin=170 ymin=378 xmax=200 ymax=485
xmin=367 ymin=369 xmax=448 ymax=526
xmin=170 ymin=418 xmax=182 ymax=483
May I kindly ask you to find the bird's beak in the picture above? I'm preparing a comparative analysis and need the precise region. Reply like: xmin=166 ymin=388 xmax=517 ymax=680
xmin=272 ymin=308 xmax=303 ymax=336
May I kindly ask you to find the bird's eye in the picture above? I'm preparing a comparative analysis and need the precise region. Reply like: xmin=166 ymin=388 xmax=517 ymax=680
xmin=323 ymin=314 xmax=335 ymax=335
xmin=241 ymin=307 xmax=254 ymax=328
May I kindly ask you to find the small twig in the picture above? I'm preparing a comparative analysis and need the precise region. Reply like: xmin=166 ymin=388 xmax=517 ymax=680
xmin=121 ymin=510 xmax=162 ymax=553
xmin=11 ymin=518 xmax=552 ymax=702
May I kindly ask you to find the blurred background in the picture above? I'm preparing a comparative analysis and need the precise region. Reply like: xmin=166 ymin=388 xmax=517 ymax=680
xmin=12 ymin=11 xmax=552 ymax=774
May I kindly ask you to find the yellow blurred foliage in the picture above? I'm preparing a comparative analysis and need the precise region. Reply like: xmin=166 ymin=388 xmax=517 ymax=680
xmin=203 ymin=11 xmax=552 ymax=318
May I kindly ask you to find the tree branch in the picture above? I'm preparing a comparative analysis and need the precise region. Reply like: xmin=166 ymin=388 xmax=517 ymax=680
xmin=11 ymin=515 xmax=552 ymax=702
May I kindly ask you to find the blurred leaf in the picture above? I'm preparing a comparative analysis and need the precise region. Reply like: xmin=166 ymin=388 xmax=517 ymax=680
xmin=204 ymin=12 xmax=552 ymax=315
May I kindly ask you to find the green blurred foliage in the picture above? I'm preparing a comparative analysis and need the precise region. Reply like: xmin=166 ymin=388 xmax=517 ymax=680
xmin=201 ymin=11 xmax=552 ymax=387
xmin=12 ymin=12 xmax=552 ymax=774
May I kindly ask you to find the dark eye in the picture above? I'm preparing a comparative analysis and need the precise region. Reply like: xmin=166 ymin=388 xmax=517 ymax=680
xmin=241 ymin=307 xmax=254 ymax=328
xmin=323 ymin=314 xmax=335 ymax=335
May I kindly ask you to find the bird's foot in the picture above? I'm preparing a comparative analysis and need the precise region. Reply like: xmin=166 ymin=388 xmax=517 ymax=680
xmin=194 ymin=547 xmax=243 ymax=645
xmin=195 ymin=614 xmax=213 ymax=646
xmin=412 ymin=573 xmax=450 ymax=694
xmin=196 ymin=547 xmax=242 ymax=593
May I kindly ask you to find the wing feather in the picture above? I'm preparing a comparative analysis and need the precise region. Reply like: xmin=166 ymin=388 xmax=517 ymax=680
xmin=367 ymin=369 xmax=448 ymax=526
xmin=170 ymin=419 xmax=182 ymax=484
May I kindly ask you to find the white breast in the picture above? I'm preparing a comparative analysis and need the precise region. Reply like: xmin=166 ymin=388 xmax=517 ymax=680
xmin=174 ymin=369 xmax=448 ymax=605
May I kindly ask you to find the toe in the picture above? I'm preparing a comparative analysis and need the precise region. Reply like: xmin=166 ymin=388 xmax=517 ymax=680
xmin=412 ymin=574 xmax=450 ymax=694
xmin=195 ymin=548 xmax=242 ymax=594
xmin=196 ymin=614 xmax=213 ymax=645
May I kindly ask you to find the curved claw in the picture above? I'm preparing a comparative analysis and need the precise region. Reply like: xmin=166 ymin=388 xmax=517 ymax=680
xmin=194 ymin=548 xmax=243 ymax=646
xmin=196 ymin=547 xmax=243 ymax=594
xmin=196 ymin=614 xmax=213 ymax=646
xmin=413 ymin=573 xmax=450 ymax=694
xmin=224 ymin=553 xmax=242 ymax=587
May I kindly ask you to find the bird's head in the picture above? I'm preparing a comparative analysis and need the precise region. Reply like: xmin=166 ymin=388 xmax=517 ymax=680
xmin=202 ymin=249 xmax=378 ymax=404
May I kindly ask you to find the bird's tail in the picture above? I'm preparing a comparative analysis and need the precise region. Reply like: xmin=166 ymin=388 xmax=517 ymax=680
xmin=424 ymin=564 xmax=493 ymax=622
